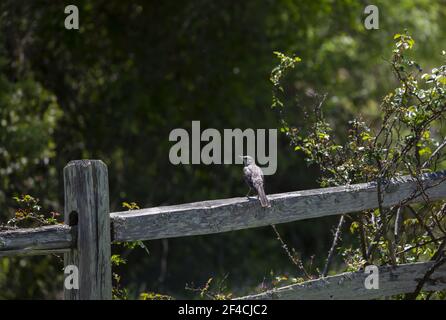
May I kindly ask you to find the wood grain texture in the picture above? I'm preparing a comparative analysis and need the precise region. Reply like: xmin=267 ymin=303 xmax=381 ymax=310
xmin=236 ymin=261 xmax=446 ymax=300
xmin=111 ymin=171 xmax=446 ymax=242
xmin=0 ymin=225 xmax=73 ymax=257
xmin=63 ymin=160 xmax=112 ymax=300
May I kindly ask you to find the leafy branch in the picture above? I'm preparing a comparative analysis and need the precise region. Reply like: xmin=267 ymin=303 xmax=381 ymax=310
xmin=270 ymin=32 xmax=446 ymax=298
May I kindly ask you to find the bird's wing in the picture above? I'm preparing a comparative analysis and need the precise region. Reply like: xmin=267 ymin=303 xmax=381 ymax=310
xmin=250 ymin=165 xmax=265 ymax=186
xmin=243 ymin=166 xmax=254 ymax=188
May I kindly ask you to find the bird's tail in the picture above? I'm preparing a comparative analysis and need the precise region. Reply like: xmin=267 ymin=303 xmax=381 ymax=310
xmin=256 ymin=184 xmax=271 ymax=208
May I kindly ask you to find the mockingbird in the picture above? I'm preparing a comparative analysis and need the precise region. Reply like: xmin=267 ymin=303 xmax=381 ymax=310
xmin=241 ymin=155 xmax=271 ymax=208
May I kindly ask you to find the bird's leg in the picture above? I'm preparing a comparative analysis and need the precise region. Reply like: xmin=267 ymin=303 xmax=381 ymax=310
xmin=246 ymin=188 xmax=252 ymax=198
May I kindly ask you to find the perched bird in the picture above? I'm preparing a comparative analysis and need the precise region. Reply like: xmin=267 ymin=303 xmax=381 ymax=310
xmin=241 ymin=155 xmax=271 ymax=208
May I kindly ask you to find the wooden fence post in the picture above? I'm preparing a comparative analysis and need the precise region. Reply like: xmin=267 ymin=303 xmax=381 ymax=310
xmin=63 ymin=160 xmax=112 ymax=300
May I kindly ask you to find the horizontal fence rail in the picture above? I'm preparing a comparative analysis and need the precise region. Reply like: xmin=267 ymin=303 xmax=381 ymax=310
xmin=236 ymin=261 xmax=446 ymax=300
xmin=0 ymin=225 xmax=73 ymax=257
xmin=2 ymin=171 xmax=446 ymax=257
xmin=111 ymin=171 xmax=446 ymax=242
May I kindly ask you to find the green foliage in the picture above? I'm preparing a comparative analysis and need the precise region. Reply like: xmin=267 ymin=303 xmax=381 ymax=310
xmin=0 ymin=195 xmax=63 ymax=299
xmin=122 ymin=202 xmax=140 ymax=211
xmin=0 ymin=195 xmax=60 ymax=230
xmin=1 ymin=0 xmax=446 ymax=299
xmin=0 ymin=72 xmax=61 ymax=214
xmin=112 ymin=272 xmax=129 ymax=300
xmin=271 ymin=52 xmax=302 ymax=108
xmin=272 ymin=33 xmax=446 ymax=298
xmin=273 ymin=32 xmax=446 ymax=186
xmin=139 ymin=292 xmax=174 ymax=300
xmin=111 ymin=254 xmax=127 ymax=267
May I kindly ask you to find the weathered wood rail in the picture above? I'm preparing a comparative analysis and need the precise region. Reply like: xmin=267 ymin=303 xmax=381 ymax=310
xmin=0 ymin=160 xmax=445 ymax=300
xmin=236 ymin=261 xmax=446 ymax=300
xmin=111 ymin=171 xmax=446 ymax=242
xmin=0 ymin=225 xmax=73 ymax=257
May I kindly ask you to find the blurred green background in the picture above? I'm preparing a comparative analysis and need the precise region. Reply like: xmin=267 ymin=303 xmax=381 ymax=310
xmin=0 ymin=0 xmax=445 ymax=299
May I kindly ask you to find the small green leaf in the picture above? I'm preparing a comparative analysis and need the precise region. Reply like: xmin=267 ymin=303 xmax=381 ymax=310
xmin=438 ymin=75 xmax=446 ymax=85
xmin=111 ymin=254 xmax=127 ymax=266
xmin=418 ymin=147 xmax=431 ymax=156
xmin=350 ymin=221 xmax=359 ymax=234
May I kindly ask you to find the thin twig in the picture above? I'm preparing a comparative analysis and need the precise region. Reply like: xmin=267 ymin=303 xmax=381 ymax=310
xmin=322 ymin=215 xmax=345 ymax=277
xmin=422 ymin=136 xmax=446 ymax=169
xmin=270 ymin=224 xmax=311 ymax=279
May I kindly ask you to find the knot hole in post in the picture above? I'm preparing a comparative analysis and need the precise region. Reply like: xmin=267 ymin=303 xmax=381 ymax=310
xmin=68 ymin=211 xmax=79 ymax=226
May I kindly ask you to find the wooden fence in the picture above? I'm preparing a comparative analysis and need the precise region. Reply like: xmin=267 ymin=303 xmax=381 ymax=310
xmin=0 ymin=160 xmax=445 ymax=299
